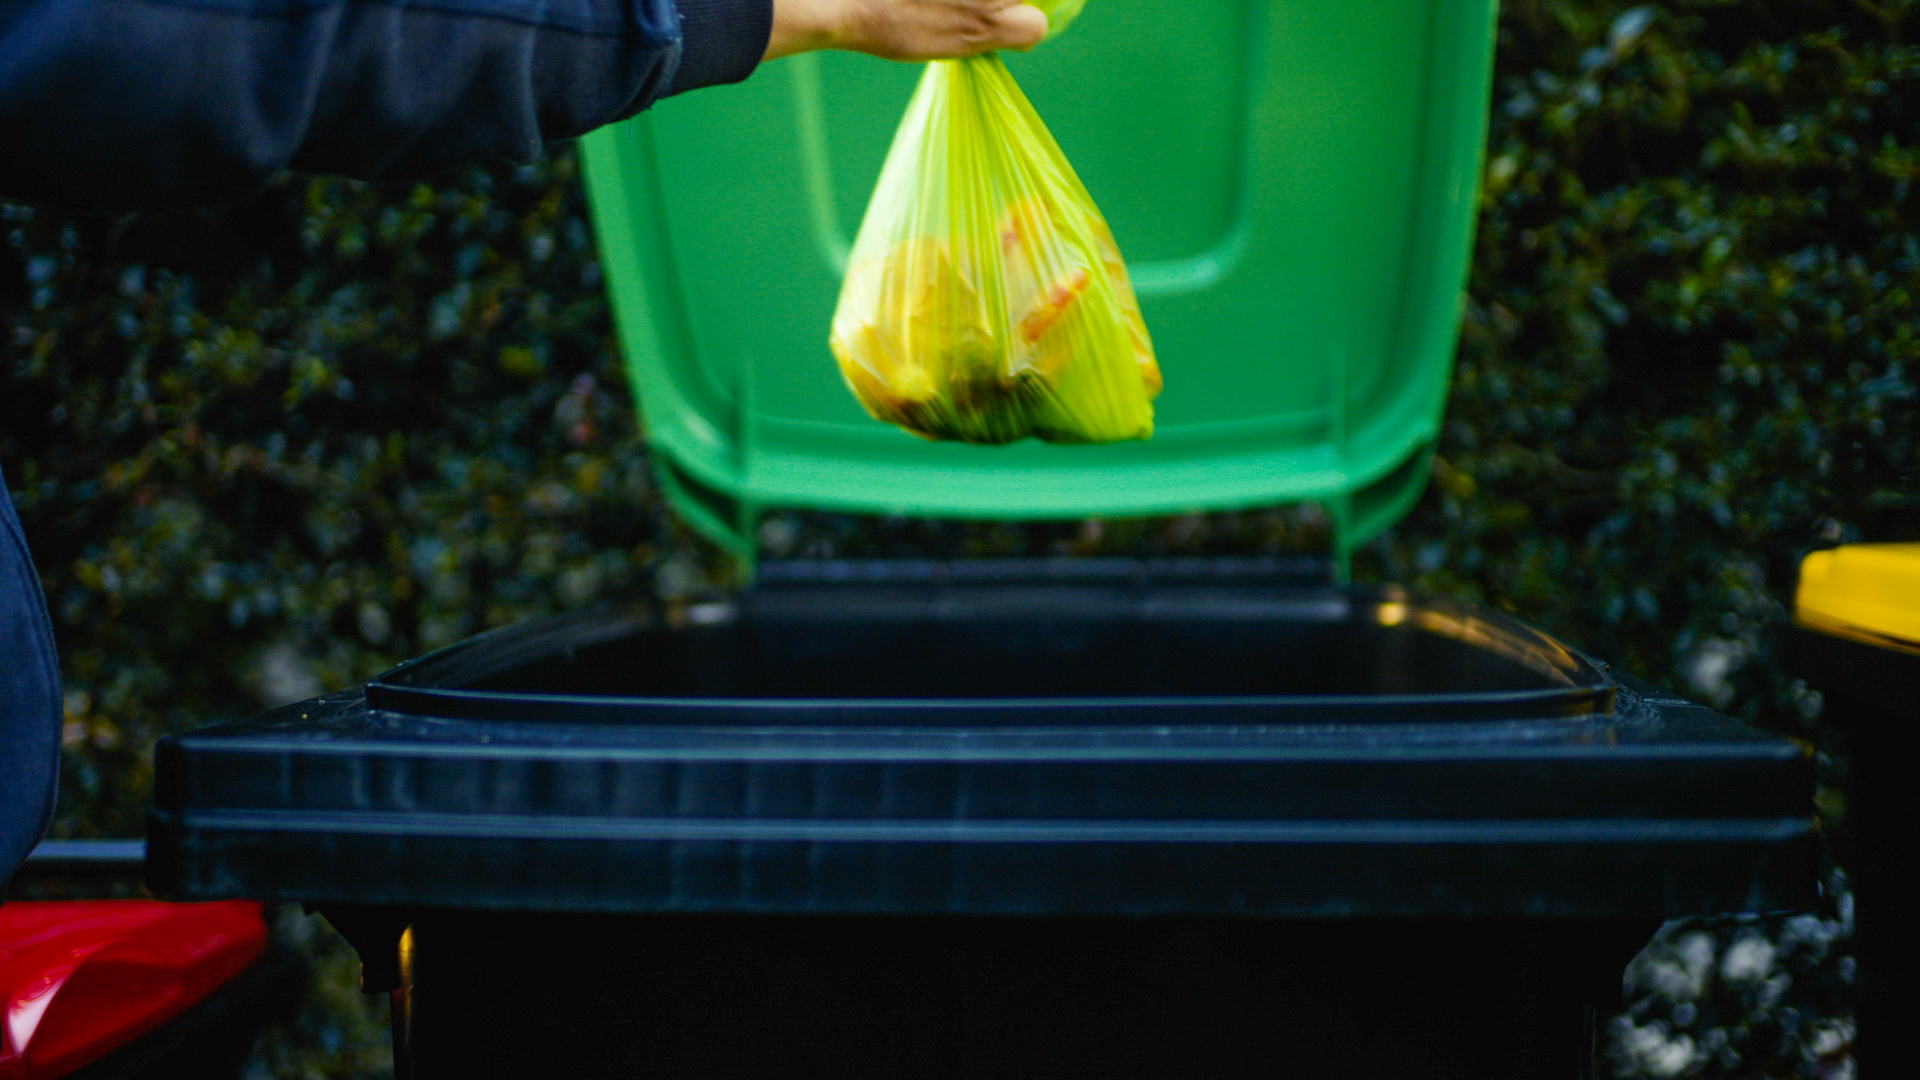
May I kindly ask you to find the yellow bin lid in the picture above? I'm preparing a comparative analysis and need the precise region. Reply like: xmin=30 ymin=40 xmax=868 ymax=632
xmin=1795 ymin=543 xmax=1920 ymax=651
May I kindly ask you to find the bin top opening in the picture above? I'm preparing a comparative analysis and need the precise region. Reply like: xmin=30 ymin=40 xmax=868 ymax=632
xmin=368 ymin=568 xmax=1612 ymax=727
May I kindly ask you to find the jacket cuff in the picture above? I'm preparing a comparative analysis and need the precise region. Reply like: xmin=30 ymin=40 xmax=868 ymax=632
xmin=667 ymin=0 xmax=773 ymax=95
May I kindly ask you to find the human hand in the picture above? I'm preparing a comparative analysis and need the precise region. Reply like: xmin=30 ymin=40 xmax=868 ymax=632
xmin=764 ymin=0 xmax=1049 ymax=62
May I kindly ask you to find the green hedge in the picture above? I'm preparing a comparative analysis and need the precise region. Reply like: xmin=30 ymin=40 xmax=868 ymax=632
xmin=3 ymin=2 xmax=1908 ymax=1074
xmin=1377 ymin=0 xmax=1918 ymax=739
xmin=4 ymin=157 xmax=732 ymax=836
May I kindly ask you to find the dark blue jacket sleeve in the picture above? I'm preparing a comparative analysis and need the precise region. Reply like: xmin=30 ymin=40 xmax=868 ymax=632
xmin=0 ymin=470 xmax=61 ymax=890
xmin=0 ymin=0 xmax=771 ymax=209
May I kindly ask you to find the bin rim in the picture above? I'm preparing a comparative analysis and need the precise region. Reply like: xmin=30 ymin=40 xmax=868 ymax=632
xmin=364 ymin=577 xmax=1617 ymax=728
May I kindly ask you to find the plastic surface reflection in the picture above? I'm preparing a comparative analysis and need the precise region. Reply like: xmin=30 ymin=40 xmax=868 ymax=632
xmin=0 ymin=901 xmax=264 ymax=1079
xmin=1372 ymin=596 xmax=1587 ymax=687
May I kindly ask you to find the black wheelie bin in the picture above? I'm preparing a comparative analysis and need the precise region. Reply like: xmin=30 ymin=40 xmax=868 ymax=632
xmin=146 ymin=562 xmax=1814 ymax=1079
xmin=145 ymin=1 xmax=1816 ymax=1075
xmin=1791 ymin=543 xmax=1919 ymax=1077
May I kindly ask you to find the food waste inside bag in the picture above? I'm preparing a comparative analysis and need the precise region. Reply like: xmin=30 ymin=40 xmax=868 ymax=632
xmin=829 ymin=50 xmax=1160 ymax=445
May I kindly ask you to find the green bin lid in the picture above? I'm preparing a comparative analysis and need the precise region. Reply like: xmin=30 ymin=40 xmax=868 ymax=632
xmin=580 ymin=0 xmax=1498 ymax=564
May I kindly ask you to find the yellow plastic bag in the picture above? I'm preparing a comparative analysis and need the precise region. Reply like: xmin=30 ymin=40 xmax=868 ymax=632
xmin=829 ymin=49 xmax=1160 ymax=445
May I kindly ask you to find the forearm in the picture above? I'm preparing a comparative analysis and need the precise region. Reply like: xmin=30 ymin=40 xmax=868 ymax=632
xmin=0 ymin=0 xmax=771 ymax=210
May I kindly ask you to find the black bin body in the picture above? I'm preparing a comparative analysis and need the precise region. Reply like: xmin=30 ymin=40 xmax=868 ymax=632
xmin=147 ymin=560 xmax=1816 ymax=1079
xmin=1790 ymin=623 xmax=1918 ymax=1077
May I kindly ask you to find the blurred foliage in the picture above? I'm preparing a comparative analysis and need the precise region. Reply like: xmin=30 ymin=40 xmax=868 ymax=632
xmin=1610 ymin=869 xmax=1856 ymax=1080
xmin=241 ymin=911 xmax=394 ymax=1080
xmin=1376 ymin=0 xmax=1917 ymax=739
xmin=3 ymin=0 xmax=1911 ymax=1077
xmin=2 ymin=155 xmax=729 ymax=840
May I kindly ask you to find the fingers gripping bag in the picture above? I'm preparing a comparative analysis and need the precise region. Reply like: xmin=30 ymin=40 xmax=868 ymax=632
xmin=829 ymin=7 xmax=1160 ymax=445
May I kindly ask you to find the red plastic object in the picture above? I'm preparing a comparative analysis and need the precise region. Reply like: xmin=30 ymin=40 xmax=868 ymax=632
xmin=0 ymin=900 xmax=266 ymax=1080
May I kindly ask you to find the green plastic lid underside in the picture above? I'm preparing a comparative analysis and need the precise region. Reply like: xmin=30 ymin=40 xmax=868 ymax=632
xmin=581 ymin=0 xmax=1497 ymax=569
